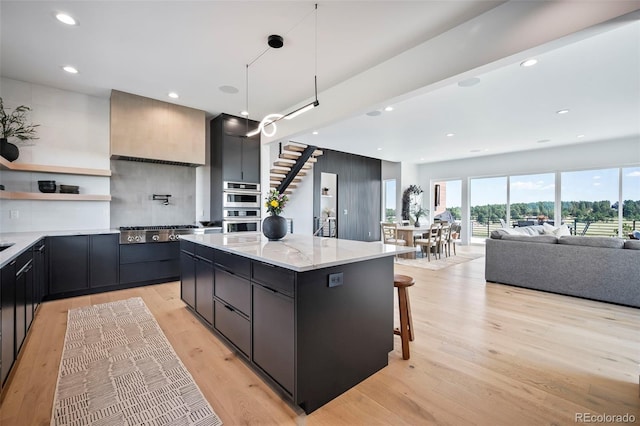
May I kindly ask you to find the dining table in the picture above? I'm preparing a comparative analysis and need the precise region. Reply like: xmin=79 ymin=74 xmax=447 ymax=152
xmin=396 ymin=224 xmax=433 ymax=259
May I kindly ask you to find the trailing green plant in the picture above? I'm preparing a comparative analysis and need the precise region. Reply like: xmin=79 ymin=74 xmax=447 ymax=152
xmin=0 ymin=97 xmax=39 ymax=141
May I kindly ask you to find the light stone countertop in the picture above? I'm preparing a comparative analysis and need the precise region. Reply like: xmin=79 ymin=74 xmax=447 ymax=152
xmin=181 ymin=232 xmax=414 ymax=272
xmin=0 ymin=229 xmax=119 ymax=268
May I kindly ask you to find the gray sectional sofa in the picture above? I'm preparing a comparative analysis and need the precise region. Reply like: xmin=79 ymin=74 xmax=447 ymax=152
xmin=485 ymin=227 xmax=640 ymax=308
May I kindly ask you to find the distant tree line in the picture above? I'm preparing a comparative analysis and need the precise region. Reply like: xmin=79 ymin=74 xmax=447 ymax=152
xmin=467 ymin=200 xmax=640 ymax=224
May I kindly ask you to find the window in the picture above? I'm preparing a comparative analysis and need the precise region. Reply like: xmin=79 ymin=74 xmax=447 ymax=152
xmin=561 ymin=168 xmax=619 ymax=236
xmin=509 ymin=173 xmax=555 ymax=226
xmin=383 ymin=179 xmax=397 ymax=222
xmin=622 ymin=167 xmax=640 ymax=237
xmin=470 ymin=177 xmax=506 ymax=240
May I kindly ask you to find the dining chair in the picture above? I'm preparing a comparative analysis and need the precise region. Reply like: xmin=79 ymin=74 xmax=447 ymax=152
xmin=438 ymin=224 xmax=451 ymax=259
xmin=414 ymin=222 xmax=441 ymax=261
xmin=449 ymin=223 xmax=462 ymax=256
xmin=381 ymin=222 xmax=407 ymax=261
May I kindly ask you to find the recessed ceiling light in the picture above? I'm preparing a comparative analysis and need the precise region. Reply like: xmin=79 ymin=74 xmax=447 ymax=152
xmin=470 ymin=149 xmax=482 ymax=153
xmin=168 ymin=92 xmax=179 ymax=99
xmin=420 ymin=157 xmax=425 ymax=161
xmin=556 ymin=109 xmax=570 ymax=114
xmin=62 ymin=66 xmax=78 ymax=74
xmin=458 ymin=77 xmax=480 ymax=88
xmin=366 ymin=110 xmax=382 ymax=117
xmin=240 ymin=111 xmax=249 ymax=116
xmin=377 ymin=147 xmax=382 ymax=151
xmin=384 ymin=106 xmax=393 ymax=112
xmin=520 ymin=59 xmax=538 ymax=67
xmin=537 ymin=139 xmax=550 ymax=144
xmin=312 ymin=131 xmax=318 ymax=135
xmin=577 ymin=134 xmax=585 ymax=138
xmin=56 ymin=13 xmax=77 ymax=26
xmin=446 ymin=133 xmax=455 ymax=137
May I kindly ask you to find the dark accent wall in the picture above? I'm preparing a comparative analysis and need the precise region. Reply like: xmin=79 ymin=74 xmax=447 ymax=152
xmin=313 ymin=149 xmax=381 ymax=242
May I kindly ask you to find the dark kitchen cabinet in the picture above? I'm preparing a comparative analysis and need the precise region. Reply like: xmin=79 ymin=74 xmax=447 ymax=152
xmin=195 ymin=256 xmax=214 ymax=325
xmin=1 ymin=259 xmax=16 ymax=387
xmin=210 ymin=248 xmax=251 ymax=356
xmin=120 ymin=241 xmax=180 ymax=285
xmin=181 ymin=241 xmax=214 ymax=325
xmin=90 ymin=234 xmax=119 ymax=288
xmin=210 ymin=113 xmax=261 ymax=223
xmin=213 ymin=114 xmax=261 ymax=183
xmin=180 ymin=250 xmax=196 ymax=309
xmin=49 ymin=233 xmax=119 ymax=297
xmin=32 ymin=239 xmax=47 ymax=311
xmin=14 ymin=251 xmax=33 ymax=355
xmin=220 ymin=134 xmax=260 ymax=183
xmin=252 ymin=283 xmax=294 ymax=394
xmin=49 ymin=235 xmax=89 ymax=295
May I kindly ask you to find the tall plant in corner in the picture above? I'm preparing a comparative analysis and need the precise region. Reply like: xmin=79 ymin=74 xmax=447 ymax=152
xmin=0 ymin=97 xmax=40 ymax=162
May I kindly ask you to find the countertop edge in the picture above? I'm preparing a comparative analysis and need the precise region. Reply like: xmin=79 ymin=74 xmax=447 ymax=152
xmin=180 ymin=234 xmax=414 ymax=272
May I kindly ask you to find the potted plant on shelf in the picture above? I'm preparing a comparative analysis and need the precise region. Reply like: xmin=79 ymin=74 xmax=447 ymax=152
xmin=0 ymin=97 xmax=40 ymax=162
xmin=263 ymin=189 xmax=289 ymax=241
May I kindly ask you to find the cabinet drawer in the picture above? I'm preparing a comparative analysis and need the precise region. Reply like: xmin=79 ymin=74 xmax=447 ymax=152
xmin=251 ymin=261 xmax=295 ymax=297
xmin=214 ymin=300 xmax=250 ymax=356
xmin=120 ymin=260 xmax=180 ymax=284
xmin=214 ymin=250 xmax=250 ymax=278
xmin=195 ymin=245 xmax=215 ymax=263
xmin=214 ymin=268 xmax=250 ymax=316
xmin=120 ymin=242 xmax=180 ymax=264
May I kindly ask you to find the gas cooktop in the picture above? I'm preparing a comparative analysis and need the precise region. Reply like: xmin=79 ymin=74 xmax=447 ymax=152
xmin=119 ymin=225 xmax=199 ymax=244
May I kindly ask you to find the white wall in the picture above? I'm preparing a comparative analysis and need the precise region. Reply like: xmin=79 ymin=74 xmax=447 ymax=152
xmin=417 ymin=136 xmax=640 ymax=243
xmin=0 ymin=78 xmax=111 ymax=232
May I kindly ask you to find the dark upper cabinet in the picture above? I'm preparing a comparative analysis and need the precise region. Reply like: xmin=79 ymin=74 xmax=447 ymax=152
xmin=241 ymin=136 xmax=260 ymax=183
xmin=1 ymin=259 xmax=16 ymax=386
xmin=49 ymin=235 xmax=89 ymax=295
xmin=89 ymin=234 xmax=119 ymax=288
xmin=212 ymin=114 xmax=260 ymax=183
xmin=222 ymin=135 xmax=243 ymax=182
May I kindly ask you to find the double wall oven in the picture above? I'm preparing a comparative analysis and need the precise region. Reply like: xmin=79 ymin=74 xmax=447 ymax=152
xmin=222 ymin=181 xmax=261 ymax=233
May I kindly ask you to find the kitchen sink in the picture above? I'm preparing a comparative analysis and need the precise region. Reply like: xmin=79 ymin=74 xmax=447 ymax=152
xmin=0 ymin=242 xmax=15 ymax=252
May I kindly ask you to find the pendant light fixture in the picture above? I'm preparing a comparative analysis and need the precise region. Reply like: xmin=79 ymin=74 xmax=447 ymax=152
xmin=245 ymin=3 xmax=319 ymax=138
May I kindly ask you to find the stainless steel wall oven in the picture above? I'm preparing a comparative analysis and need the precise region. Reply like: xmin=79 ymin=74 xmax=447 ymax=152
xmin=222 ymin=181 xmax=262 ymax=232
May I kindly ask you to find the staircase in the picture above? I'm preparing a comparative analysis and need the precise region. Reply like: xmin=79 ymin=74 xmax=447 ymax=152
xmin=269 ymin=142 xmax=323 ymax=195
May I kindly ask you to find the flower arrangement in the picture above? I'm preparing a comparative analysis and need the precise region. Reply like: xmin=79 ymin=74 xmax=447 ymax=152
xmin=265 ymin=189 xmax=288 ymax=215
xmin=0 ymin=97 xmax=39 ymax=141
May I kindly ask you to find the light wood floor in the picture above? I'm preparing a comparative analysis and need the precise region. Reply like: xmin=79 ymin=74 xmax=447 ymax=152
xmin=1 ymin=246 xmax=638 ymax=425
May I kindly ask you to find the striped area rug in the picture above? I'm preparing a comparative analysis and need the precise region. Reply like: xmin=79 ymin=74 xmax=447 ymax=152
xmin=51 ymin=297 xmax=222 ymax=426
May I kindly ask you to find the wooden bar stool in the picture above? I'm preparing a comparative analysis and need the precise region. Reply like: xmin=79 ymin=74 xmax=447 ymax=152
xmin=393 ymin=274 xmax=415 ymax=360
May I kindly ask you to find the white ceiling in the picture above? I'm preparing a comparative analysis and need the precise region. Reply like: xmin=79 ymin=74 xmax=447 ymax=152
xmin=1 ymin=1 xmax=639 ymax=165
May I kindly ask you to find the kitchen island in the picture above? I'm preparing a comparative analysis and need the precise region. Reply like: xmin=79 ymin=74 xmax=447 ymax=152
xmin=179 ymin=233 xmax=411 ymax=414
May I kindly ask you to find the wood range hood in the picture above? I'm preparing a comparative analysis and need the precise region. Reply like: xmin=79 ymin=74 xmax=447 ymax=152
xmin=109 ymin=90 xmax=206 ymax=167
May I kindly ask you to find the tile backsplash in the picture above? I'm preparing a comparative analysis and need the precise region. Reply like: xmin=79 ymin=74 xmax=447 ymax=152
xmin=110 ymin=160 xmax=196 ymax=228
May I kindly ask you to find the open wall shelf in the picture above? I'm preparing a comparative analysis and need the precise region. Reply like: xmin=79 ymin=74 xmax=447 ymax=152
xmin=0 ymin=191 xmax=111 ymax=201
xmin=0 ymin=157 xmax=111 ymax=176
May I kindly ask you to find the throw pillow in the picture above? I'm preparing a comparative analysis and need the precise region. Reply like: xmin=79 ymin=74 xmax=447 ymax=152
xmin=542 ymin=223 xmax=571 ymax=237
